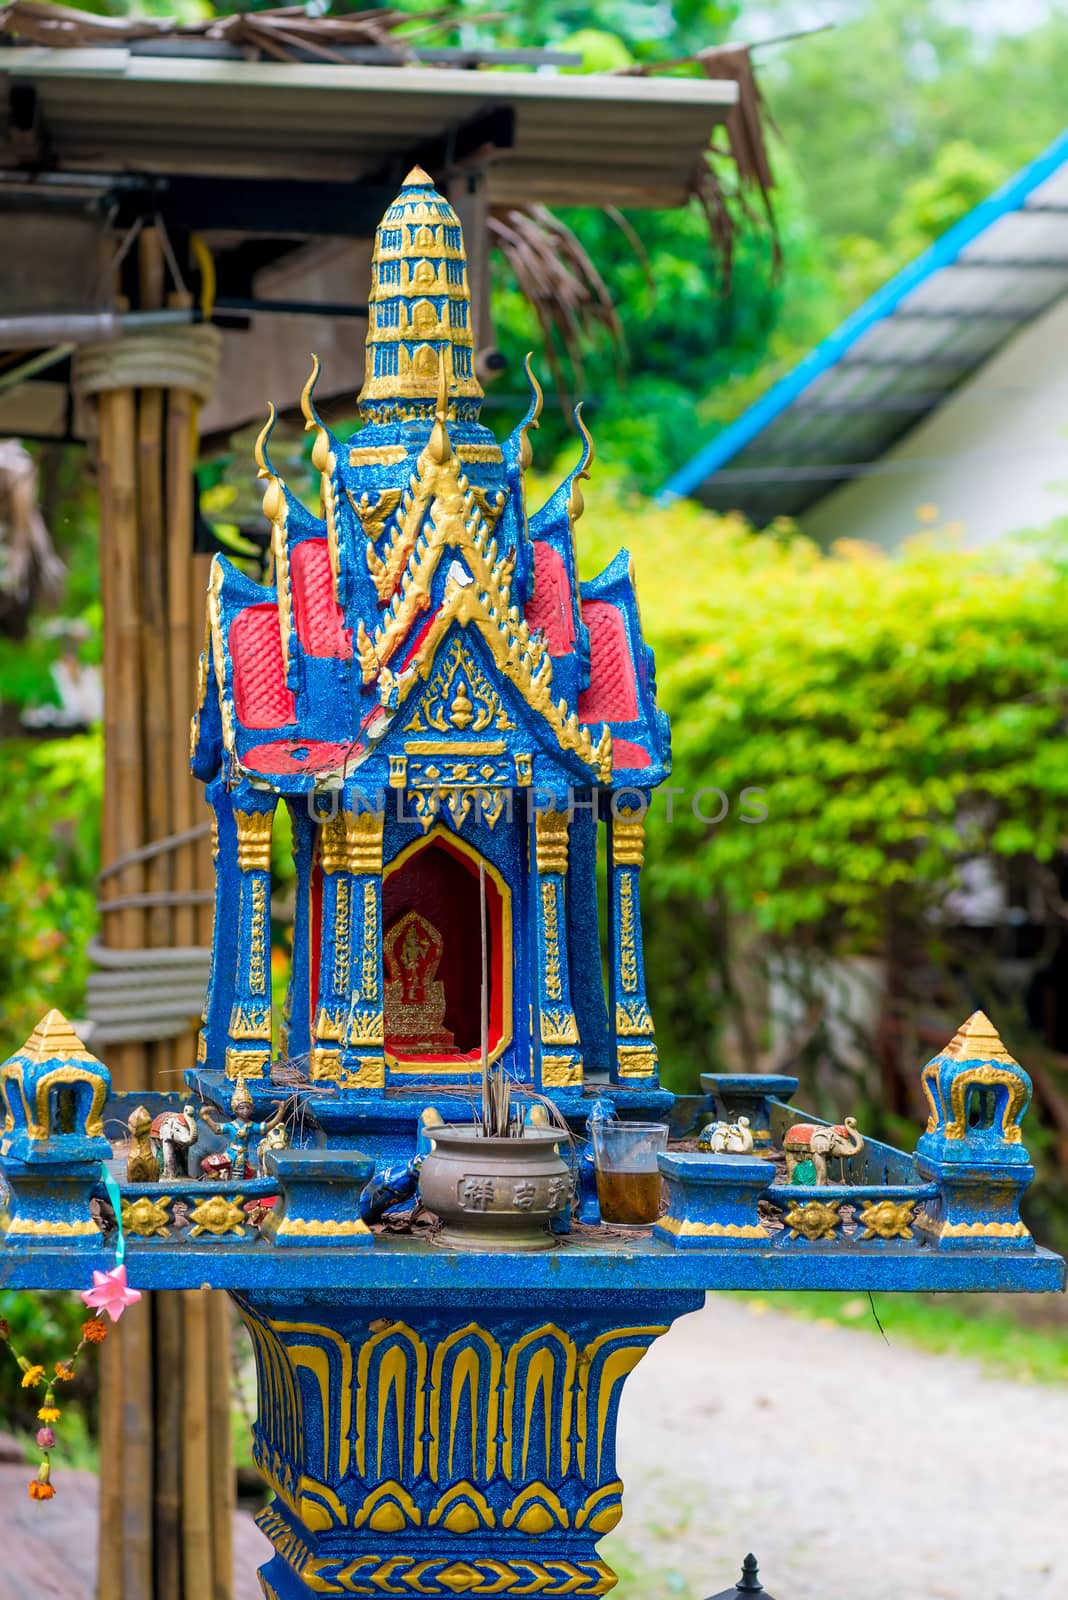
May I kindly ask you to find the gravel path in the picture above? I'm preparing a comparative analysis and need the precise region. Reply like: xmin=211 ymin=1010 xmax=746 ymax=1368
xmin=604 ymin=1295 xmax=1068 ymax=1600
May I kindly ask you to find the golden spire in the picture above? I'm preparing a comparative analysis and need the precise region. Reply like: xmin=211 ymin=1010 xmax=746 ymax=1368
xmin=942 ymin=1010 xmax=1018 ymax=1066
xmin=357 ymin=166 xmax=483 ymax=421
xmin=21 ymin=1009 xmax=95 ymax=1065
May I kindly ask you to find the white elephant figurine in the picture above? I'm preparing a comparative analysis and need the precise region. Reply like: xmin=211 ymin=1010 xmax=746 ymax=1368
xmin=783 ymin=1117 xmax=864 ymax=1184
xmin=151 ymin=1104 xmax=198 ymax=1179
xmin=698 ymin=1115 xmax=755 ymax=1154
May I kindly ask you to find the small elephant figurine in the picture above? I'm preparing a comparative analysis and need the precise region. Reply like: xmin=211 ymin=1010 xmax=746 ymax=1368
xmin=152 ymin=1104 xmax=199 ymax=1179
xmin=783 ymin=1117 xmax=864 ymax=1184
xmin=697 ymin=1115 xmax=755 ymax=1155
xmin=257 ymin=1121 xmax=290 ymax=1178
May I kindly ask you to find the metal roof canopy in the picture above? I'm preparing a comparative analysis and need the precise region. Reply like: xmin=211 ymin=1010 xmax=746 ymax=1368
xmin=0 ymin=46 xmax=737 ymax=443
xmin=0 ymin=49 xmax=738 ymax=214
xmin=659 ymin=129 xmax=1068 ymax=524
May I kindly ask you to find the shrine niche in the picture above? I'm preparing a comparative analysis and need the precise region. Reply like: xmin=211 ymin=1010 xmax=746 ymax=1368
xmin=382 ymin=827 xmax=509 ymax=1071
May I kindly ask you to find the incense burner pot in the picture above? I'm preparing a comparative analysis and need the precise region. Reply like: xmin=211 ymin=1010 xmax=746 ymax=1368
xmin=418 ymin=1125 xmax=571 ymax=1250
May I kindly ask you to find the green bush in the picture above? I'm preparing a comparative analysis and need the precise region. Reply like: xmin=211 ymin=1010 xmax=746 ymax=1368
xmin=560 ymin=473 xmax=1068 ymax=1237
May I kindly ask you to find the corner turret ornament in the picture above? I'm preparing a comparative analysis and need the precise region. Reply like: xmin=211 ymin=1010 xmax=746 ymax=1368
xmin=0 ymin=167 xmax=1062 ymax=1597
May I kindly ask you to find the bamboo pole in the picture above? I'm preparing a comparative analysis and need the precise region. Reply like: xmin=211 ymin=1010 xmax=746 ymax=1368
xmin=193 ymin=550 xmax=216 ymax=951
xmin=97 ymin=1324 xmax=125 ymax=1600
xmin=120 ymin=1295 xmax=155 ymax=1599
xmin=208 ymin=1292 xmax=235 ymax=1600
xmin=98 ymin=376 xmax=148 ymax=1094
xmin=165 ymin=294 xmax=197 ymax=956
xmin=154 ymin=1295 xmax=184 ymax=1600
xmin=181 ymin=1290 xmax=214 ymax=1600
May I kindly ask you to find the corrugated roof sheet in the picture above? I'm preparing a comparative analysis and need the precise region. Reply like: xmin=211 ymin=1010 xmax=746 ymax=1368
xmin=659 ymin=129 xmax=1068 ymax=520
xmin=0 ymin=48 xmax=737 ymax=209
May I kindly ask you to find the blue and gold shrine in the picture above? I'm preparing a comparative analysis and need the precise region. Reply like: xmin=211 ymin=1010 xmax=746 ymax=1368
xmin=1 ymin=169 xmax=1064 ymax=1600
xmin=191 ymin=167 xmax=665 ymax=1104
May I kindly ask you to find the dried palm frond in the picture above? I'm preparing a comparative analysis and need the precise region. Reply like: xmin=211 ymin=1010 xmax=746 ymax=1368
xmin=0 ymin=441 xmax=63 ymax=637
xmin=489 ymin=205 xmax=627 ymax=412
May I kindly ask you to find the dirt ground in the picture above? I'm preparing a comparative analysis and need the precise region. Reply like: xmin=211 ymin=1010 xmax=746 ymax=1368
xmin=5 ymin=1295 xmax=1065 ymax=1599
xmin=605 ymin=1294 xmax=1068 ymax=1600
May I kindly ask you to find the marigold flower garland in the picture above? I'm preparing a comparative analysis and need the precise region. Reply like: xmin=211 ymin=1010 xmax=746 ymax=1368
xmin=0 ymin=1165 xmax=139 ymax=1500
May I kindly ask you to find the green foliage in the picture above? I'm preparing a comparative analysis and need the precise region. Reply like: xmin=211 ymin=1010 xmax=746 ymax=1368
xmin=563 ymin=475 xmax=1068 ymax=1085
xmin=0 ymin=734 xmax=100 ymax=1060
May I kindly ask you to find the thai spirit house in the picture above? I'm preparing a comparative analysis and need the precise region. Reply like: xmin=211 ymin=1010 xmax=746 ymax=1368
xmin=191 ymin=168 xmax=668 ymax=1105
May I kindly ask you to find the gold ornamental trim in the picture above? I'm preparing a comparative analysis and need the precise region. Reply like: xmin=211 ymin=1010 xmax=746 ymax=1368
xmin=541 ymin=1055 xmax=583 ymax=1089
xmin=535 ymin=810 xmax=570 ymax=875
xmin=611 ymin=815 xmax=645 ymax=868
xmin=234 ymin=810 xmax=274 ymax=873
xmin=656 ymin=1215 xmax=767 ymax=1240
xmin=320 ymin=809 xmax=385 ymax=876
xmin=275 ymin=1216 xmax=372 ymax=1238
xmin=616 ymin=1044 xmax=657 ymax=1080
xmin=189 ymin=1194 xmax=247 ymax=1238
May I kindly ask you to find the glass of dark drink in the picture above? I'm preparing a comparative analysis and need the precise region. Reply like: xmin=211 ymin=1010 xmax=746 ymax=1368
xmin=590 ymin=1121 xmax=669 ymax=1224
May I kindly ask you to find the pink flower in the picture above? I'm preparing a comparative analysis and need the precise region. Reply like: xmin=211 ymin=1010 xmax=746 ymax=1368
xmin=79 ymin=1265 xmax=141 ymax=1323
xmin=36 ymin=1427 xmax=55 ymax=1449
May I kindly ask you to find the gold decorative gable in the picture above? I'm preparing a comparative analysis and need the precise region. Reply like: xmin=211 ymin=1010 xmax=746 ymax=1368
xmin=403 ymin=638 xmax=514 ymax=736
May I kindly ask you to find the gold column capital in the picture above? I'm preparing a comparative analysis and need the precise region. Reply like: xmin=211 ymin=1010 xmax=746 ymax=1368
xmin=611 ymin=813 xmax=645 ymax=868
xmin=320 ymin=808 xmax=385 ymax=875
xmin=234 ymin=809 xmax=274 ymax=873
xmin=534 ymin=808 xmax=570 ymax=875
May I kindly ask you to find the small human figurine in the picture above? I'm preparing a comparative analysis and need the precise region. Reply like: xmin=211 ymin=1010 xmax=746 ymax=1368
xmin=198 ymin=1079 xmax=286 ymax=1182
xmin=125 ymin=1105 xmax=161 ymax=1184
xmin=698 ymin=1116 xmax=755 ymax=1155
xmin=151 ymin=1104 xmax=199 ymax=1178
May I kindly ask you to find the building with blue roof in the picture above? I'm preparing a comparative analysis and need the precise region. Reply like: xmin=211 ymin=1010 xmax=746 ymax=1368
xmin=659 ymin=130 xmax=1068 ymax=548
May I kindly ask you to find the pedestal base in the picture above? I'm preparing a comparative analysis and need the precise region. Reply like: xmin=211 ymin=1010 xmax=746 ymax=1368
xmin=236 ymin=1287 xmax=703 ymax=1599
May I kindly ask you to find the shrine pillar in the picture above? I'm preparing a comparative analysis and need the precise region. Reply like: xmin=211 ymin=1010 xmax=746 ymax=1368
xmin=606 ymin=802 xmax=658 ymax=1085
xmin=533 ymin=805 xmax=583 ymax=1091
xmin=309 ymin=803 xmax=386 ymax=1089
xmin=225 ymin=799 xmax=278 ymax=1080
xmin=197 ymin=777 xmax=240 ymax=1072
xmin=281 ymin=799 xmax=317 ymax=1063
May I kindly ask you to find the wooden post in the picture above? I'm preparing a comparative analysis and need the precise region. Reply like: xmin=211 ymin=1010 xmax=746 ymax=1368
xmin=88 ymin=249 xmax=232 ymax=1600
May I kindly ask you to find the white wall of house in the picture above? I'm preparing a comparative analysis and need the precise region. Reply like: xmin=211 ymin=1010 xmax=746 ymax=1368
xmin=804 ymin=292 xmax=1068 ymax=550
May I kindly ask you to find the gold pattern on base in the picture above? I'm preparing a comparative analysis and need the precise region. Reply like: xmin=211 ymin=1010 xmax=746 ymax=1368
xmin=274 ymin=1217 xmax=371 ymax=1239
xmin=189 ymin=1194 xmax=247 ymax=1238
xmin=656 ymin=1215 xmax=767 ymax=1240
xmin=857 ymin=1199 xmax=916 ymax=1241
xmin=931 ymin=1218 xmax=1031 ymax=1240
xmin=340 ymin=1057 xmax=387 ymax=1090
xmin=540 ymin=1055 xmax=582 ymax=1088
xmin=225 ymin=1047 xmax=269 ymax=1080
xmin=616 ymin=1044 xmax=657 ymax=1079
xmin=782 ymin=1200 xmax=841 ymax=1241
xmin=4 ymin=1217 xmax=100 ymax=1238
xmin=310 ymin=1048 xmax=342 ymax=1081
xmin=121 ymin=1196 xmax=172 ymax=1239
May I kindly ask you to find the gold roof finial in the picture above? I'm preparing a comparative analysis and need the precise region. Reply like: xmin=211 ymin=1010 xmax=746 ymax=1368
xmin=357 ymin=168 xmax=483 ymax=420
xmin=942 ymin=1010 xmax=1018 ymax=1066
